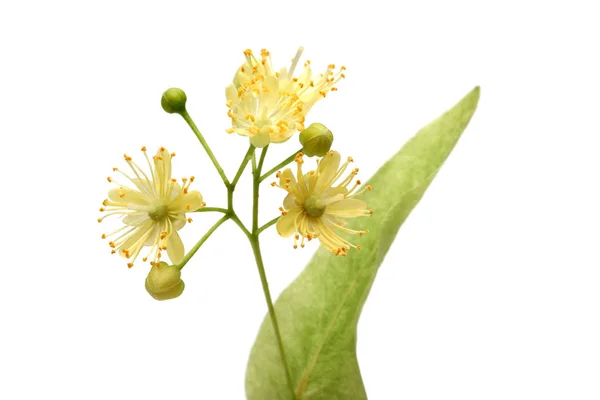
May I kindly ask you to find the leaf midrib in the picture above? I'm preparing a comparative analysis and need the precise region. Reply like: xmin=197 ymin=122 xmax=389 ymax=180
xmin=294 ymin=275 xmax=359 ymax=398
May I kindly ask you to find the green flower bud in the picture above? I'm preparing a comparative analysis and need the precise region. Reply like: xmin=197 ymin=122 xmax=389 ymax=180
xmin=161 ymin=88 xmax=187 ymax=114
xmin=145 ymin=262 xmax=185 ymax=301
xmin=299 ymin=123 xmax=334 ymax=157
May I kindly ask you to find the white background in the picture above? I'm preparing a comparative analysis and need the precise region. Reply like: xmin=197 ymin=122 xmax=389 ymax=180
xmin=1 ymin=1 xmax=598 ymax=399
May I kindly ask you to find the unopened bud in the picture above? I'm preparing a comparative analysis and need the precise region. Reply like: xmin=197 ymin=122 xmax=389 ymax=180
xmin=161 ymin=88 xmax=187 ymax=114
xmin=299 ymin=123 xmax=334 ymax=157
xmin=145 ymin=262 xmax=185 ymax=301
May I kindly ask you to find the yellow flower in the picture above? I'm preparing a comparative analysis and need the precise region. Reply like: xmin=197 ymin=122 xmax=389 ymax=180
xmin=273 ymin=151 xmax=373 ymax=256
xmin=225 ymin=47 xmax=345 ymax=148
xmin=98 ymin=147 xmax=205 ymax=268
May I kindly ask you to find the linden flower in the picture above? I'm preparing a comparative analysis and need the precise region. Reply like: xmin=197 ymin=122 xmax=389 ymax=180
xmin=98 ymin=147 xmax=205 ymax=268
xmin=225 ymin=47 xmax=345 ymax=148
xmin=273 ymin=151 xmax=373 ymax=256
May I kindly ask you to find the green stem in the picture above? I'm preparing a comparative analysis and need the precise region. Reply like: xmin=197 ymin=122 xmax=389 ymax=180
xmin=251 ymin=150 xmax=257 ymax=172
xmin=258 ymin=216 xmax=279 ymax=235
xmin=177 ymin=215 xmax=229 ymax=270
xmin=259 ymin=149 xmax=302 ymax=183
xmin=180 ymin=110 xmax=230 ymax=186
xmin=251 ymin=149 xmax=296 ymax=399
xmin=231 ymin=145 xmax=255 ymax=188
xmin=193 ymin=207 xmax=228 ymax=214
xmin=248 ymin=237 xmax=295 ymax=399
xmin=229 ymin=212 xmax=251 ymax=239
xmin=257 ymin=145 xmax=269 ymax=172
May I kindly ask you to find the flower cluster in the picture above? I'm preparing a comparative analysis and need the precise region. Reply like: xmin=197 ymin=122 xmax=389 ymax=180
xmin=98 ymin=147 xmax=204 ymax=268
xmin=225 ymin=48 xmax=345 ymax=147
xmin=272 ymin=151 xmax=372 ymax=256
xmin=98 ymin=48 xmax=372 ymax=301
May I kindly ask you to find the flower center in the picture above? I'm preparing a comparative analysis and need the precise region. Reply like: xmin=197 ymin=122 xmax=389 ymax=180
xmin=149 ymin=200 xmax=168 ymax=222
xmin=304 ymin=195 xmax=326 ymax=217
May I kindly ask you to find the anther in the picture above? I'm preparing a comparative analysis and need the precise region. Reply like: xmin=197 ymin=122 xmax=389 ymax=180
xmin=127 ymin=263 xmax=134 ymax=268
xmin=99 ymin=207 xmax=105 ymax=212
xmin=271 ymin=182 xmax=276 ymax=187
xmin=160 ymin=147 xmax=166 ymax=152
xmin=141 ymin=146 xmax=147 ymax=152
xmin=187 ymin=218 xmax=193 ymax=223
xmin=97 ymin=218 xmax=102 ymax=223
xmin=101 ymin=234 xmax=106 ymax=239
xmin=367 ymin=185 xmax=372 ymax=191
xmin=171 ymin=152 xmax=176 ymax=157
xmin=107 ymin=177 xmax=112 ymax=182
xmin=112 ymin=167 xmax=118 ymax=171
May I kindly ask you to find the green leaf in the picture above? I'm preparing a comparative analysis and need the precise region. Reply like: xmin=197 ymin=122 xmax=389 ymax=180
xmin=246 ymin=87 xmax=481 ymax=400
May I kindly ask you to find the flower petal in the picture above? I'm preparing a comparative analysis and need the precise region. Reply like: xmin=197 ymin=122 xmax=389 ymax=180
xmin=171 ymin=214 xmax=186 ymax=231
xmin=167 ymin=230 xmax=184 ymax=264
xmin=283 ymin=193 xmax=296 ymax=209
xmin=325 ymin=198 xmax=368 ymax=218
xmin=276 ymin=207 xmax=302 ymax=238
xmin=226 ymin=84 xmax=237 ymax=103
xmin=123 ymin=214 xmax=150 ymax=226
xmin=171 ymin=190 xmax=203 ymax=212
xmin=315 ymin=151 xmax=341 ymax=193
xmin=279 ymin=168 xmax=297 ymax=189
xmin=153 ymin=148 xmax=172 ymax=188
xmin=108 ymin=187 xmax=151 ymax=206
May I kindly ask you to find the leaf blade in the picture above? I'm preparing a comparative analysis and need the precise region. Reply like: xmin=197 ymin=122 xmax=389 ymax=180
xmin=246 ymin=87 xmax=481 ymax=400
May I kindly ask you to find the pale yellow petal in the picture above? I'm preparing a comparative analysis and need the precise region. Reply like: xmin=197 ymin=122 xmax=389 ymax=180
xmin=167 ymin=230 xmax=184 ymax=264
xmin=226 ymin=84 xmax=237 ymax=103
xmin=315 ymin=151 xmax=341 ymax=193
xmin=119 ymin=220 xmax=155 ymax=257
xmin=108 ymin=187 xmax=151 ymax=206
xmin=279 ymin=168 xmax=297 ymax=188
xmin=276 ymin=207 xmax=301 ymax=238
xmin=325 ymin=198 xmax=368 ymax=218
xmin=283 ymin=193 xmax=296 ymax=209
xmin=184 ymin=190 xmax=204 ymax=210
xmin=170 ymin=190 xmax=203 ymax=212
xmin=153 ymin=148 xmax=172 ymax=187
xmin=171 ymin=214 xmax=186 ymax=231
xmin=123 ymin=214 xmax=150 ymax=226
